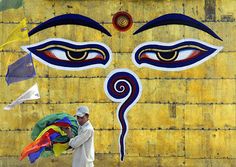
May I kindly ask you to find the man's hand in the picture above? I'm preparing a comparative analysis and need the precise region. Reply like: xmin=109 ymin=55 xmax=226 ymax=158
xmin=61 ymin=127 xmax=74 ymax=138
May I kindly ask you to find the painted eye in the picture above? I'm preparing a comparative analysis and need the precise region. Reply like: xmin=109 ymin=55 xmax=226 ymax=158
xmin=132 ymin=39 xmax=223 ymax=71
xmin=41 ymin=48 xmax=103 ymax=61
xmin=22 ymin=38 xmax=112 ymax=70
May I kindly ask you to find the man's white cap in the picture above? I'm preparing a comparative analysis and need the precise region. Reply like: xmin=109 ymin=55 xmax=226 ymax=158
xmin=75 ymin=106 xmax=89 ymax=117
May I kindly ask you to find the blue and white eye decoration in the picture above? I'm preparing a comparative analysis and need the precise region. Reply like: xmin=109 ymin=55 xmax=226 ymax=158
xmin=132 ymin=39 xmax=223 ymax=71
xmin=22 ymin=38 xmax=112 ymax=70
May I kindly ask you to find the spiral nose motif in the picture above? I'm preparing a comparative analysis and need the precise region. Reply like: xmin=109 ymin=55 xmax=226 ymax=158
xmin=104 ymin=69 xmax=142 ymax=161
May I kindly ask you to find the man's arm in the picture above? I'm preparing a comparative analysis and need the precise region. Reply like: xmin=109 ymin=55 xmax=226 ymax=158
xmin=69 ymin=129 xmax=93 ymax=148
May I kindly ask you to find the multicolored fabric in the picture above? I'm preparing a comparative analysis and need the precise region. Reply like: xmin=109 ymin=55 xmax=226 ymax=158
xmin=31 ymin=113 xmax=78 ymax=141
xmin=35 ymin=125 xmax=66 ymax=140
xmin=20 ymin=113 xmax=78 ymax=163
xmin=20 ymin=132 xmax=51 ymax=161
xmin=52 ymin=117 xmax=72 ymax=127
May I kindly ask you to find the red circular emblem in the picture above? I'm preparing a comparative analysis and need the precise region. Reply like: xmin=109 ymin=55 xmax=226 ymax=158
xmin=112 ymin=11 xmax=133 ymax=32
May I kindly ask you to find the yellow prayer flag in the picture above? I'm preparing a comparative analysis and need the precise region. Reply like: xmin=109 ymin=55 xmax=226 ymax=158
xmin=35 ymin=125 xmax=67 ymax=140
xmin=53 ymin=143 xmax=69 ymax=157
xmin=0 ymin=18 xmax=29 ymax=50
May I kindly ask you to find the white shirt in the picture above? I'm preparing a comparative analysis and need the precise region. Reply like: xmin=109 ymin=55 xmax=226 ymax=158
xmin=69 ymin=121 xmax=94 ymax=167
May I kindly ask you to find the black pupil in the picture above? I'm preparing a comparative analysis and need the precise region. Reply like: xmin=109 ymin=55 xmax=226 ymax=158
xmin=66 ymin=51 xmax=87 ymax=61
xmin=156 ymin=51 xmax=178 ymax=62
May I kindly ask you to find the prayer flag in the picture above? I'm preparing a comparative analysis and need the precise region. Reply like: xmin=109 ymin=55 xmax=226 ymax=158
xmin=28 ymin=147 xmax=45 ymax=163
xmin=4 ymin=83 xmax=40 ymax=110
xmin=53 ymin=143 xmax=69 ymax=157
xmin=6 ymin=53 xmax=36 ymax=85
xmin=0 ymin=18 xmax=29 ymax=50
xmin=20 ymin=132 xmax=51 ymax=161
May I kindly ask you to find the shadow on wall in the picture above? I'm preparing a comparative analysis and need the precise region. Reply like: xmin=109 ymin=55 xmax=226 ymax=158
xmin=0 ymin=0 xmax=23 ymax=12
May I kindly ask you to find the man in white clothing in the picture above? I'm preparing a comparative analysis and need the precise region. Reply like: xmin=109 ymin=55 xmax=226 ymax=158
xmin=63 ymin=106 xmax=95 ymax=167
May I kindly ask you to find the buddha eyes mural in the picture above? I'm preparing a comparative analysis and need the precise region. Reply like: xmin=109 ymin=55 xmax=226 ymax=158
xmin=22 ymin=39 xmax=112 ymax=70
xmin=19 ymin=12 xmax=223 ymax=162
xmin=132 ymin=39 xmax=223 ymax=71
xmin=104 ymin=69 xmax=142 ymax=161
xmin=132 ymin=13 xmax=223 ymax=71
xmin=23 ymin=14 xmax=112 ymax=70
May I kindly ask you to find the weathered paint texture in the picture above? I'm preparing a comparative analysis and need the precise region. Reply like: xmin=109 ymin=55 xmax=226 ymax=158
xmin=205 ymin=0 xmax=216 ymax=21
xmin=0 ymin=0 xmax=235 ymax=167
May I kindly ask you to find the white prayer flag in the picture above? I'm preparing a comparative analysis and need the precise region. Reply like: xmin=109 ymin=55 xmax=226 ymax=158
xmin=4 ymin=83 xmax=40 ymax=110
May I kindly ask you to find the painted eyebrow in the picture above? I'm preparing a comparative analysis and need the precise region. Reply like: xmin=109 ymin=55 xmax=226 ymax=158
xmin=133 ymin=13 xmax=222 ymax=41
xmin=28 ymin=14 xmax=111 ymax=37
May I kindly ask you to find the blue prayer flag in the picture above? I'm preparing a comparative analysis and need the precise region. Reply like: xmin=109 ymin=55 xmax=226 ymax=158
xmin=5 ymin=53 xmax=36 ymax=85
xmin=55 ymin=117 xmax=72 ymax=125
xmin=28 ymin=147 xmax=45 ymax=163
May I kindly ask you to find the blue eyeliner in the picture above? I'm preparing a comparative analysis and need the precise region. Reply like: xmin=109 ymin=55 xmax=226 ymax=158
xmin=28 ymin=14 xmax=111 ymax=37
xmin=133 ymin=13 xmax=222 ymax=41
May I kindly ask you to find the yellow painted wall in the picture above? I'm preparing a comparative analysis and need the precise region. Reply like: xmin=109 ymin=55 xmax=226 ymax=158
xmin=0 ymin=0 xmax=236 ymax=166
